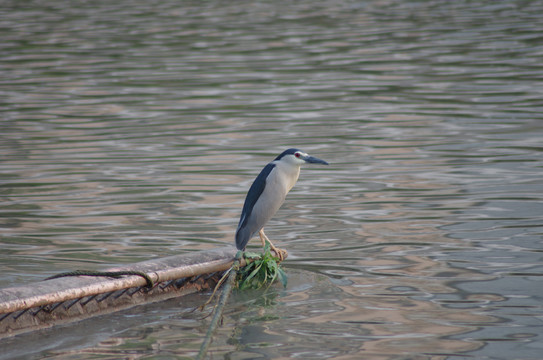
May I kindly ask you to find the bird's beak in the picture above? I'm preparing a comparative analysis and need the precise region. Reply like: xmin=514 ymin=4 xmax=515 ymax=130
xmin=304 ymin=155 xmax=329 ymax=165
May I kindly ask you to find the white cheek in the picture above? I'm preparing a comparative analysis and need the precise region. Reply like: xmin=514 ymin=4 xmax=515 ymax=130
xmin=298 ymin=153 xmax=309 ymax=163
xmin=290 ymin=156 xmax=303 ymax=164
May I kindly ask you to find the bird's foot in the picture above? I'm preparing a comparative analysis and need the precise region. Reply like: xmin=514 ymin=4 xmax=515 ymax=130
xmin=259 ymin=229 xmax=287 ymax=261
xmin=268 ymin=244 xmax=288 ymax=262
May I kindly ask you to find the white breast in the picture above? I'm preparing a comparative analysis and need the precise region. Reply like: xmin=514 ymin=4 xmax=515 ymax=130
xmin=250 ymin=161 xmax=301 ymax=229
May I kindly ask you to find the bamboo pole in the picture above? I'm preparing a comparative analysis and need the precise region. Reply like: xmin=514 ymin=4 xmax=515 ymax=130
xmin=0 ymin=246 xmax=284 ymax=339
xmin=0 ymin=247 xmax=249 ymax=338
xmin=0 ymin=247 xmax=240 ymax=314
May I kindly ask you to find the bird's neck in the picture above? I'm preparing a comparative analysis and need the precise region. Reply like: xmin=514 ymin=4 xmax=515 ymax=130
xmin=274 ymin=161 xmax=301 ymax=192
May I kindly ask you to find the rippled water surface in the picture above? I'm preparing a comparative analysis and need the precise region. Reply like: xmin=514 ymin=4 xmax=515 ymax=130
xmin=1 ymin=0 xmax=543 ymax=359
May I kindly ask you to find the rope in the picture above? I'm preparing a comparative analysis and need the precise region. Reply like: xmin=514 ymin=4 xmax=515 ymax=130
xmin=45 ymin=270 xmax=154 ymax=288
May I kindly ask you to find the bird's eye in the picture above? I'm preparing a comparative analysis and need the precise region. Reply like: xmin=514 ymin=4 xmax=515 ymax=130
xmin=295 ymin=152 xmax=301 ymax=158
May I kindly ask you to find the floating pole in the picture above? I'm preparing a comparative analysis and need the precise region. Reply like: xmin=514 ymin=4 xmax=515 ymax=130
xmin=0 ymin=247 xmax=244 ymax=339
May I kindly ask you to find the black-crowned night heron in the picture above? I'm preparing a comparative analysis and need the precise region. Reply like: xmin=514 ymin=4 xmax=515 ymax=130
xmin=235 ymin=148 xmax=329 ymax=260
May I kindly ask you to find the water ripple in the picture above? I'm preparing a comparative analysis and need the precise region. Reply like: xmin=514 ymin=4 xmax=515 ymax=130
xmin=1 ymin=0 xmax=543 ymax=359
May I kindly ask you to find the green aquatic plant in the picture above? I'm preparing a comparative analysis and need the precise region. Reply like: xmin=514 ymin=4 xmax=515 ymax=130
xmin=197 ymin=246 xmax=287 ymax=359
xmin=237 ymin=243 xmax=288 ymax=290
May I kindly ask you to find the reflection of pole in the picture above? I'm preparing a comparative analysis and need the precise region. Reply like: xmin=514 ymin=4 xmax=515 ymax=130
xmin=196 ymin=253 xmax=240 ymax=360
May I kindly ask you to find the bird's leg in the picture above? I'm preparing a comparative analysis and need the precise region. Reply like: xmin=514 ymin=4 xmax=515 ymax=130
xmin=259 ymin=229 xmax=287 ymax=261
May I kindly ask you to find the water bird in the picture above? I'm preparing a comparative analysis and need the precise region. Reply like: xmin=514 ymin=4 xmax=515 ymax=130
xmin=235 ymin=148 xmax=329 ymax=260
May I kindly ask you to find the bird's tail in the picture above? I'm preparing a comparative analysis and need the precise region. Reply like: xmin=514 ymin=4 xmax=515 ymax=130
xmin=235 ymin=227 xmax=251 ymax=250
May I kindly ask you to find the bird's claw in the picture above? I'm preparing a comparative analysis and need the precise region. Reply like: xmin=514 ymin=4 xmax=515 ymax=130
xmin=269 ymin=245 xmax=288 ymax=262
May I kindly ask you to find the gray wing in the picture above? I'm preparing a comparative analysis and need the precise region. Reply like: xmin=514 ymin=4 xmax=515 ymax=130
xmin=235 ymin=163 xmax=275 ymax=250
